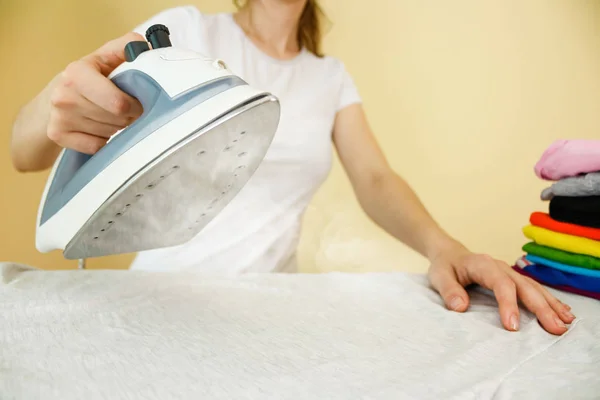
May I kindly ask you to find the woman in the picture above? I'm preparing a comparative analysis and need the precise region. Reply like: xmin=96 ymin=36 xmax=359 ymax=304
xmin=9 ymin=0 xmax=574 ymax=335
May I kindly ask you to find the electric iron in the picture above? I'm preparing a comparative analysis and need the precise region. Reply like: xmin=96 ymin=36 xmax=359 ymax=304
xmin=35 ymin=24 xmax=280 ymax=262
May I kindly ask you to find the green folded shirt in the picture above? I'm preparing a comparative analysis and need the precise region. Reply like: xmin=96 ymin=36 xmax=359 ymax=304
xmin=522 ymin=242 xmax=600 ymax=270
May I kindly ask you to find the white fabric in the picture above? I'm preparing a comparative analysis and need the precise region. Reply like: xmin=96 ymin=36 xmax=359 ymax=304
xmin=1 ymin=261 xmax=598 ymax=399
xmin=128 ymin=7 xmax=362 ymax=274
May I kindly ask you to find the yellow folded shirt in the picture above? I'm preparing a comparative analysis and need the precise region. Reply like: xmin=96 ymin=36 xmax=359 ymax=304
xmin=522 ymin=225 xmax=600 ymax=258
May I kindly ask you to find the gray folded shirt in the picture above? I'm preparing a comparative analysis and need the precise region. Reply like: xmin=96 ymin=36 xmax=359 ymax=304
xmin=541 ymin=172 xmax=600 ymax=200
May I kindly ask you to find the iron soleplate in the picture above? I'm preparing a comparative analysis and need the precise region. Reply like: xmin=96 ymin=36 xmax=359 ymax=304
xmin=63 ymin=95 xmax=279 ymax=259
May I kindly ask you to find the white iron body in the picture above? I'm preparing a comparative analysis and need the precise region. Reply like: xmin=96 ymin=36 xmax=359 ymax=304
xmin=36 ymin=27 xmax=280 ymax=260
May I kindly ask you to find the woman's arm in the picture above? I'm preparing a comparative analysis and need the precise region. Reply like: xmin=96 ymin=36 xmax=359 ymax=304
xmin=10 ymin=76 xmax=63 ymax=172
xmin=331 ymin=104 xmax=458 ymax=261
xmin=332 ymin=103 xmax=575 ymax=335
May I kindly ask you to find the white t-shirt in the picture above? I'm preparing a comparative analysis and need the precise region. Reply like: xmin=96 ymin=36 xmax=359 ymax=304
xmin=128 ymin=6 xmax=362 ymax=274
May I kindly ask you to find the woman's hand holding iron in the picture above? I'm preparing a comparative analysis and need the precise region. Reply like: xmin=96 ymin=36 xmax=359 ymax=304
xmin=46 ymin=32 xmax=145 ymax=154
xmin=10 ymin=32 xmax=145 ymax=172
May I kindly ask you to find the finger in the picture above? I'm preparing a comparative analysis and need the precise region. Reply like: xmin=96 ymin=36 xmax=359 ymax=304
xmin=491 ymin=266 xmax=521 ymax=332
xmin=49 ymin=130 xmax=108 ymax=155
xmin=77 ymin=116 xmax=125 ymax=139
xmin=61 ymin=60 xmax=143 ymax=118
xmin=463 ymin=257 xmax=521 ymax=331
xmin=540 ymin=287 xmax=576 ymax=324
xmin=50 ymin=84 xmax=135 ymax=127
xmin=84 ymin=31 xmax=146 ymax=73
xmin=49 ymin=109 xmax=125 ymax=139
xmin=513 ymin=275 xmax=569 ymax=335
xmin=521 ymin=272 xmax=574 ymax=319
xmin=429 ymin=266 xmax=470 ymax=312
xmin=471 ymin=259 xmax=521 ymax=331
xmin=47 ymin=109 xmax=108 ymax=154
xmin=78 ymin=99 xmax=138 ymax=128
xmin=509 ymin=269 xmax=575 ymax=324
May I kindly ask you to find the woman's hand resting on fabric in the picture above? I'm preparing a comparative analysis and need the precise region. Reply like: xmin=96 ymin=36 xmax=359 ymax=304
xmin=330 ymin=106 xmax=576 ymax=336
xmin=427 ymin=241 xmax=576 ymax=335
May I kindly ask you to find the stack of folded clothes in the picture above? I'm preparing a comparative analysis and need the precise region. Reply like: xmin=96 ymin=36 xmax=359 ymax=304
xmin=514 ymin=139 xmax=600 ymax=300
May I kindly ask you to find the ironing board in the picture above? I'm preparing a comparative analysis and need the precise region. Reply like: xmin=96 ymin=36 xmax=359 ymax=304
xmin=0 ymin=262 xmax=598 ymax=399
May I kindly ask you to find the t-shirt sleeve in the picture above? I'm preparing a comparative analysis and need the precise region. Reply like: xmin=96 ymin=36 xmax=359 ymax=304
xmin=131 ymin=6 xmax=198 ymax=49
xmin=336 ymin=64 xmax=362 ymax=112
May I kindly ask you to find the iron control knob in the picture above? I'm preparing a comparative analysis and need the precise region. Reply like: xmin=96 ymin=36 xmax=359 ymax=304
xmin=146 ymin=24 xmax=172 ymax=49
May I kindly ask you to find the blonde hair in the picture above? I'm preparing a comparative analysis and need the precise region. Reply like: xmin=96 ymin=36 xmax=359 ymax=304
xmin=232 ymin=0 xmax=327 ymax=57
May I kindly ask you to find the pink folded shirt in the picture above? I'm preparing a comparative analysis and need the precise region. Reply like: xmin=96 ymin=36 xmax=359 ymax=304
xmin=535 ymin=139 xmax=600 ymax=181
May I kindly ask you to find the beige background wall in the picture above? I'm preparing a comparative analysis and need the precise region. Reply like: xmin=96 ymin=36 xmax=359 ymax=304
xmin=1 ymin=0 xmax=599 ymax=272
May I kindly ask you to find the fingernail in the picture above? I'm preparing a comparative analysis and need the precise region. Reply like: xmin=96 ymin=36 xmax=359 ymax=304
xmin=510 ymin=314 xmax=519 ymax=331
xmin=555 ymin=316 xmax=568 ymax=329
xmin=563 ymin=309 xmax=575 ymax=320
xmin=449 ymin=297 xmax=463 ymax=311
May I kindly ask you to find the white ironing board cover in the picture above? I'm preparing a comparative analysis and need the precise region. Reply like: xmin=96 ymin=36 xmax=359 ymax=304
xmin=0 ymin=262 xmax=598 ymax=400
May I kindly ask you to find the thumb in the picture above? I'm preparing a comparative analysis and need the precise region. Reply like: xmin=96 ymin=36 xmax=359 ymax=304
xmin=429 ymin=266 xmax=470 ymax=312
xmin=83 ymin=31 xmax=146 ymax=76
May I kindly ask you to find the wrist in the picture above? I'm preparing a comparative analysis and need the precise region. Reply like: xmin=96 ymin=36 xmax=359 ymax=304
xmin=10 ymin=74 xmax=61 ymax=172
xmin=423 ymin=227 xmax=465 ymax=262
